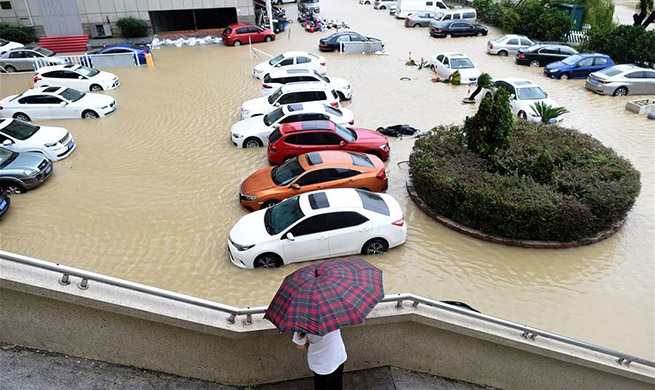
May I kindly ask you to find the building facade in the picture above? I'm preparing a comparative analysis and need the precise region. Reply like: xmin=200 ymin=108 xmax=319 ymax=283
xmin=0 ymin=0 xmax=255 ymax=38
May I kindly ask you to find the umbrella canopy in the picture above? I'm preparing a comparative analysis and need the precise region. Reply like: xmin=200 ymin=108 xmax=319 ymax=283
xmin=264 ymin=257 xmax=384 ymax=336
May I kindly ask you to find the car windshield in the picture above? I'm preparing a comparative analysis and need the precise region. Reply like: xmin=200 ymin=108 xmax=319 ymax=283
xmin=325 ymin=105 xmax=342 ymax=116
xmin=334 ymin=123 xmax=356 ymax=142
xmin=267 ymin=87 xmax=284 ymax=104
xmin=271 ymin=157 xmax=305 ymax=185
xmin=0 ymin=147 xmax=18 ymax=169
xmin=313 ymin=71 xmax=329 ymax=83
xmin=35 ymin=47 xmax=55 ymax=57
xmin=264 ymin=107 xmax=285 ymax=126
xmin=562 ymin=55 xmax=582 ymax=65
xmin=264 ymin=196 xmax=305 ymax=235
xmin=268 ymin=54 xmax=285 ymax=66
xmin=517 ymin=86 xmax=547 ymax=100
xmin=1 ymin=119 xmax=40 ymax=140
xmin=59 ymin=88 xmax=85 ymax=102
xmin=223 ymin=27 xmax=232 ymax=34
xmin=76 ymin=66 xmax=100 ymax=77
xmin=451 ymin=58 xmax=474 ymax=69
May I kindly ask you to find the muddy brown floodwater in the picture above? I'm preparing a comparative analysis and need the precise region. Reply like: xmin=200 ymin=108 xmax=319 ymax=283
xmin=1 ymin=0 xmax=653 ymax=360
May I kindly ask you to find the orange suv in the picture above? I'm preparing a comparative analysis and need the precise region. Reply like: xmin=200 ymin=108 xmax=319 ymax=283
xmin=239 ymin=150 xmax=388 ymax=211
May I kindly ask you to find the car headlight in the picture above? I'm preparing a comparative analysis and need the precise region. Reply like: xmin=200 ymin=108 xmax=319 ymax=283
xmin=241 ymin=194 xmax=259 ymax=201
xmin=23 ymin=169 xmax=38 ymax=176
xmin=230 ymin=239 xmax=255 ymax=252
xmin=44 ymin=141 xmax=58 ymax=147
xmin=379 ymin=144 xmax=389 ymax=150
xmin=233 ymin=133 xmax=243 ymax=139
xmin=242 ymin=109 xmax=250 ymax=116
xmin=100 ymin=105 xmax=109 ymax=109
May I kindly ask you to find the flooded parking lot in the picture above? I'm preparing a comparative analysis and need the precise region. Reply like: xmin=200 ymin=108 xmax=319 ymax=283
xmin=1 ymin=0 xmax=652 ymax=359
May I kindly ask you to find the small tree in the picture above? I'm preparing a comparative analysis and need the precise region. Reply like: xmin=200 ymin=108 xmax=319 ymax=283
xmin=583 ymin=25 xmax=655 ymax=67
xmin=463 ymin=87 xmax=514 ymax=157
xmin=633 ymin=0 xmax=655 ymax=27
xmin=116 ymin=17 xmax=150 ymax=38
xmin=530 ymin=102 xmax=569 ymax=124
xmin=0 ymin=23 xmax=36 ymax=43
xmin=467 ymin=72 xmax=494 ymax=100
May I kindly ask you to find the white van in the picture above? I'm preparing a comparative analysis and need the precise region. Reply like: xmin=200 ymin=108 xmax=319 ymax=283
xmin=430 ymin=8 xmax=477 ymax=24
xmin=395 ymin=0 xmax=448 ymax=19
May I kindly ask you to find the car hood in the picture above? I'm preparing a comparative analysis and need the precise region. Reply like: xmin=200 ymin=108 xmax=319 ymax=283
xmin=454 ymin=68 xmax=482 ymax=81
xmin=327 ymin=76 xmax=350 ymax=89
xmin=5 ymin=151 xmax=47 ymax=170
xmin=545 ymin=61 xmax=569 ymax=71
xmin=80 ymin=93 xmax=115 ymax=107
xmin=523 ymin=98 xmax=561 ymax=113
xmin=242 ymin=96 xmax=271 ymax=113
xmin=231 ymin=116 xmax=268 ymax=136
xmin=241 ymin=167 xmax=277 ymax=196
xmin=254 ymin=61 xmax=272 ymax=74
xmin=353 ymin=127 xmax=388 ymax=144
xmin=229 ymin=209 xmax=272 ymax=245
xmin=94 ymin=70 xmax=118 ymax=82
xmin=26 ymin=125 xmax=69 ymax=145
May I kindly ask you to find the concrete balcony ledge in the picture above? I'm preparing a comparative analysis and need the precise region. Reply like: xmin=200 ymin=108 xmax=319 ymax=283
xmin=1 ymin=255 xmax=654 ymax=389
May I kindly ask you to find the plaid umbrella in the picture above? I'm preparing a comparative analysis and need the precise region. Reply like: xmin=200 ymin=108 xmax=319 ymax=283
xmin=264 ymin=257 xmax=384 ymax=336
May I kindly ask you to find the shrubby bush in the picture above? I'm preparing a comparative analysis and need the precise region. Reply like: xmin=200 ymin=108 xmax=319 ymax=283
xmin=409 ymin=121 xmax=641 ymax=242
xmin=583 ymin=25 xmax=655 ymax=68
xmin=0 ymin=23 xmax=36 ymax=44
xmin=116 ymin=17 xmax=150 ymax=38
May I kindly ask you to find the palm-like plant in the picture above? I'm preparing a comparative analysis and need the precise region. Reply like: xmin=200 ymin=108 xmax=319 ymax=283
xmin=450 ymin=70 xmax=461 ymax=85
xmin=634 ymin=0 xmax=655 ymax=26
xmin=467 ymin=72 xmax=493 ymax=100
xmin=530 ymin=102 xmax=569 ymax=124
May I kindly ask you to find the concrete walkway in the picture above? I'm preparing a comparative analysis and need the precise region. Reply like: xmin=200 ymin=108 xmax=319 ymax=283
xmin=1 ymin=344 xmax=497 ymax=390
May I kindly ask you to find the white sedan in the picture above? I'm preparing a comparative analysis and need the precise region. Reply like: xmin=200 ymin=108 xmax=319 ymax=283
xmin=231 ymin=103 xmax=355 ymax=148
xmin=0 ymin=39 xmax=23 ymax=55
xmin=35 ymin=64 xmax=120 ymax=91
xmin=253 ymin=51 xmax=326 ymax=80
xmin=484 ymin=78 xmax=564 ymax=122
xmin=429 ymin=52 xmax=481 ymax=85
xmin=241 ymin=83 xmax=340 ymax=119
xmin=261 ymin=68 xmax=352 ymax=100
xmin=228 ymin=188 xmax=407 ymax=269
xmin=0 ymin=118 xmax=75 ymax=161
xmin=0 ymin=86 xmax=117 ymax=121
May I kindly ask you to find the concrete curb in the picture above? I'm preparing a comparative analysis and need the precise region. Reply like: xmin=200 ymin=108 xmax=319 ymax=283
xmin=406 ymin=178 xmax=625 ymax=249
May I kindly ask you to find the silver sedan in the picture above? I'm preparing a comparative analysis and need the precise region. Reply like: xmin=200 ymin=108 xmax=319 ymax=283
xmin=585 ymin=64 xmax=655 ymax=96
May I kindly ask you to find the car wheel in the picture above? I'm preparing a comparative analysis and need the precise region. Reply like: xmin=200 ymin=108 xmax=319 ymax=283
xmin=380 ymin=5 xmax=386 ymax=9
xmin=477 ymin=32 xmax=482 ymax=36
xmin=1 ymin=182 xmax=25 ymax=194
xmin=262 ymin=200 xmax=279 ymax=208
xmin=560 ymin=73 xmax=570 ymax=80
xmin=613 ymin=86 xmax=628 ymax=96
xmin=484 ymin=92 xmax=493 ymax=99
xmin=244 ymin=137 xmax=263 ymax=148
xmin=254 ymin=253 xmax=282 ymax=268
xmin=277 ymin=0 xmax=283 ymax=4
xmin=13 ymin=113 xmax=31 ymax=122
xmin=446 ymin=34 xmax=452 ymax=38
xmin=233 ymin=40 xmax=242 ymax=46
xmin=529 ymin=60 xmax=540 ymax=67
xmin=362 ymin=238 xmax=388 ymax=255
xmin=90 ymin=84 xmax=103 ymax=91
xmin=265 ymin=36 xmax=272 ymax=42
xmin=82 ymin=110 xmax=99 ymax=119
xmin=365 ymin=0 xmax=370 ymax=3
xmin=498 ymin=50 xmax=508 ymax=56
xmin=4 ymin=65 xmax=16 ymax=73
xmin=413 ymin=23 xmax=420 ymax=28
xmin=518 ymin=111 xmax=527 ymax=119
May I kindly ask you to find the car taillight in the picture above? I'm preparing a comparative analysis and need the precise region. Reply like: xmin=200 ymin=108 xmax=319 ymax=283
xmin=489 ymin=43 xmax=494 ymax=49
xmin=518 ymin=53 xmax=525 ymax=58
xmin=407 ymin=18 xmax=412 ymax=22
xmin=330 ymin=102 xmax=338 ymax=107
xmin=392 ymin=217 xmax=405 ymax=227
xmin=263 ymin=84 xmax=272 ymax=89
xmin=349 ymin=119 xmax=354 ymax=125
xmin=34 ymin=76 xmax=42 ymax=82
xmin=270 ymin=145 xmax=277 ymax=151
xmin=0 ymin=106 xmax=3 ymax=110
xmin=434 ymin=29 xmax=442 ymax=32
xmin=376 ymin=167 xmax=386 ymax=180
xmin=321 ymin=42 xmax=327 ymax=46
xmin=320 ymin=62 xmax=326 ymax=66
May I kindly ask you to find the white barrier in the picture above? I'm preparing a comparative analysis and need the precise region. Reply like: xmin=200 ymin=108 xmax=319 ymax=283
xmin=0 ymin=52 xmax=141 ymax=73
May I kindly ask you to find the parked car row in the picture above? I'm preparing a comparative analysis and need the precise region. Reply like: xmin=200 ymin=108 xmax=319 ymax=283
xmin=225 ymin=50 xmax=406 ymax=269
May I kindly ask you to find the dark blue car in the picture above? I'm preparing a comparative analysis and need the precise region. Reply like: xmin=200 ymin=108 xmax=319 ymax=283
xmin=82 ymin=44 xmax=152 ymax=67
xmin=544 ymin=53 xmax=615 ymax=80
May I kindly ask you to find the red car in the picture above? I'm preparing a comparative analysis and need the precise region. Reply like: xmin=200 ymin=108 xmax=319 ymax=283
xmin=267 ymin=120 xmax=390 ymax=165
xmin=222 ymin=24 xmax=275 ymax=46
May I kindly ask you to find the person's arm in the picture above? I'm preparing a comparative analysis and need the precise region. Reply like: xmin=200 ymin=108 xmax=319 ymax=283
xmin=292 ymin=332 xmax=309 ymax=350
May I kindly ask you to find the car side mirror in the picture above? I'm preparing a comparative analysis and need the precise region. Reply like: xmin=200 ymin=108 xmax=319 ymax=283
xmin=287 ymin=232 xmax=295 ymax=241
xmin=289 ymin=183 xmax=301 ymax=190
xmin=510 ymin=94 xmax=516 ymax=100
xmin=59 ymin=101 xmax=67 ymax=106
xmin=274 ymin=102 xmax=280 ymax=107
xmin=2 ymin=139 xmax=12 ymax=145
xmin=78 ymin=76 xmax=83 ymax=79
xmin=339 ymin=140 xmax=346 ymax=147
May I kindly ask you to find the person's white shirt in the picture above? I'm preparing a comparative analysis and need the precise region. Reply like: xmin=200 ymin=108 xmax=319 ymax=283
xmin=293 ymin=330 xmax=347 ymax=375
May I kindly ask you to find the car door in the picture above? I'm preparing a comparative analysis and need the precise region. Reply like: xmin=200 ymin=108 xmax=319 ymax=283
xmin=44 ymin=95 xmax=71 ymax=118
xmin=537 ymin=47 xmax=558 ymax=64
xmin=573 ymin=57 xmax=594 ymax=78
xmin=325 ymin=211 xmax=372 ymax=256
xmin=318 ymin=131 xmax=345 ymax=152
xmin=296 ymin=56 xmax=312 ymax=71
xmin=285 ymin=132 xmax=323 ymax=155
xmin=8 ymin=50 xmax=31 ymax=71
xmin=251 ymin=26 xmax=265 ymax=43
xmin=293 ymin=168 xmax=332 ymax=191
xmin=335 ymin=35 xmax=350 ymax=51
xmin=505 ymin=38 xmax=519 ymax=54
xmin=61 ymin=70 xmax=87 ymax=90
xmin=437 ymin=56 xmax=450 ymax=78
xmin=282 ymin=214 xmax=330 ymax=263
xmin=624 ymin=71 xmax=646 ymax=94
xmin=643 ymin=71 xmax=655 ymax=94
xmin=275 ymin=57 xmax=295 ymax=71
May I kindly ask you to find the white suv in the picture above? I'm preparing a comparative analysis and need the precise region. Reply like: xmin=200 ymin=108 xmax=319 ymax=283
xmin=231 ymin=102 xmax=355 ymax=148
xmin=0 ymin=118 xmax=75 ymax=161
xmin=261 ymin=68 xmax=352 ymax=100
xmin=241 ymin=83 xmax=340 ymax=119
xmin=228 ymin=188 xmax=407 ymax=269
xmin=253 ymin=51 xmax=326 ymax=80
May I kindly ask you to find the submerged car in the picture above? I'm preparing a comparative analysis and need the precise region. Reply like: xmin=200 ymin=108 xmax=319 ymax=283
xmin=429 ymin=20 xmax=488 ymax=38
xmin=239 ymin=150 xmax=388 ymax=211
xmin=0 ymin=45 xmax=67 ymax=73
xmin=0 ymin=118 xmax=75 ymax=161
xmin=0 ymin=39 xmax=23 ymax=55
xmin=544 ymin=53 xmax=615 ymax=80
xmin=228 ymin=188 xmax=407 ymax=268
xmin=34 ymin=64 xmax=120 ymax=91
xmin=231 ymin=103 xmax=354 ymax=148
xmin=261 ymin=68 xmax=351 ymax=100
xmin=241 ymin=84 xmax=340 ymax=119
xmin=253 ymin=51 xmax=326 ymax=80
xmin=486 ymin=34 xmax=534 ymax=56
xmin=0 ymin=147 xmax=53 ymax=193
xmin=222 ymin=24 xmax=275 ymax=47
xmin=484 ymin=78 xmax=564 ymax=122
xmin=267 ymin=120 xmax=390 ymax=164
xmin=405 ymin=11 xmax=439 ymax=28
xmin=429 ymin=52 xmax=481 ymax=84
xmin=515 ymin=43 xmax=578 ymax=67
xmin=585 ymin=64 xmax=655 ymax=96
xmin=87 ymin=44 xmax=152 ymax=65
xmin=319 ymin=31 xmax=383 ymax=52
xmin=0 ymin=87 xmax=117 ymax=121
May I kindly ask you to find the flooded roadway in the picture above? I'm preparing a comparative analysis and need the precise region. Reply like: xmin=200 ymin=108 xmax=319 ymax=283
xmin=0 ymin=0 xmax=653 ymax=360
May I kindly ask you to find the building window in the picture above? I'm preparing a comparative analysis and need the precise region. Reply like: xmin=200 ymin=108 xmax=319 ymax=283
xmin=0 ymin=1 xmax=12 ymax=10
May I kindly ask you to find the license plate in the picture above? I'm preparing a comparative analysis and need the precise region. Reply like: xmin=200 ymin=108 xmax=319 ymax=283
xmin=0 ymin=199 xmax=6 ymax=210
xmin=115 ymin=80 xmax=120 ymax=86
xmin=67 ymin=141 xmax=74 ymax=150
xmin=589 ymin=78 xmax=598 ymax=84
xmin=45 ymin=165 xmax=52 ymax=174
xmin=548 ymin=118 xmax=557 ymax=124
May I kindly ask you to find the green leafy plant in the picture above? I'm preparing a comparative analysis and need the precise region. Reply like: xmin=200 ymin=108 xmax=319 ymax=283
xmin=580 ymin=0 xmax=615 ymax=29
xmin=467 ymin=73 xmax=493 ymax=100
xmin=116 ymin=17 xmax=150 ymax=38
xmin=463 ymin=87 xmax=514 ymax=157
xmin=450 ymin=70 xmax=461 ymax=85
xmin=530 ymin=102 xmax=569 ymax=124
xmin=583 ymin=24 xmax=655 ymax=67
xmin=0 ymin=23 xmax=36 ymax=44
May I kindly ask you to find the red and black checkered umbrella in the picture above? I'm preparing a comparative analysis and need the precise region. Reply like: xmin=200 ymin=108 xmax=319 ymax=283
xmin=264 ymin=258 xmax=384 ymax=336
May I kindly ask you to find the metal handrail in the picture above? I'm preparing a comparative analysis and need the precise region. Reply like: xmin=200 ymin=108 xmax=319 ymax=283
xmin=1 ymin=249 xmax=653 ymax=368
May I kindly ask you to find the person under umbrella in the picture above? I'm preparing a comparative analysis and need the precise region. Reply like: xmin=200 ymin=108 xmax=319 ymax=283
xmin=264 ymin=257 xmax=384 ymax=390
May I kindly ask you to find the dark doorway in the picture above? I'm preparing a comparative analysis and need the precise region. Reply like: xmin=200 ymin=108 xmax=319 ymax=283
xmin=149 ymin=8 xmax=238 ymax=33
